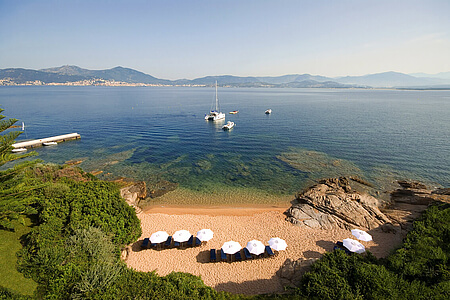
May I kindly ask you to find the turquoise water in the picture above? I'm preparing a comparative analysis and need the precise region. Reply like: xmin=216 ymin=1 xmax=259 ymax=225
xmin=1 ymin=86 xmax=449 ymax=196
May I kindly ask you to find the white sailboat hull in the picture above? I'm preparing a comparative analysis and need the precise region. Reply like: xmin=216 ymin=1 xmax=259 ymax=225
xmin=205 ymin=111 xmax=225 ymax=121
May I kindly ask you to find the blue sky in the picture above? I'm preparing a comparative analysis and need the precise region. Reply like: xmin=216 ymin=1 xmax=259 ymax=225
xmin=1 ymin=0 xmax=449 ymax=79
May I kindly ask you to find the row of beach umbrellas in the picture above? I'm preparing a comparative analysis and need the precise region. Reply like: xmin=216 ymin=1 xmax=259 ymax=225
xmin=341 ymin=229 xmax=373 ymax=254
xmin=222 ymin=237 xmax=287 ymax=255
xmin=150 ymin=229 xmax=214 ymax=244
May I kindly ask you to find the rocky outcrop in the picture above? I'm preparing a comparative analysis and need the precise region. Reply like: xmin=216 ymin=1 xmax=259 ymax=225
xmin=121 ymin=246 xmax=131 ymax=261
xmin=285 ymin=177 xmax=391 ymax=230
xmin=382 ymin=181 xmax=450 ymax=231
xmin=120 ymin=181 xmax=147 ymax=213
xmin=286 ymin=177 xmax=449 ymax=232
xmin=278 ymin=258 xmax=318 ymax=289
xmin=390 ymin=180 xmax=450 ymax=205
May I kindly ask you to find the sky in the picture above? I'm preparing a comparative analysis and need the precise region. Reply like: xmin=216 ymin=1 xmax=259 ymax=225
xmin=1 ymin=0 xmax=449 ymax=79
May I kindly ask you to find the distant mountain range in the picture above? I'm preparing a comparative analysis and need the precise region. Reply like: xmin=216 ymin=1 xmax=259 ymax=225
xmin=1 ymin=65 xmax=450 ymax=89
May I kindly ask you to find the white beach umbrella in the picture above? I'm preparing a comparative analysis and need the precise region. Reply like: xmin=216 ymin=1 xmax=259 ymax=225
xmin=173 ymin=230 xmax=191 ymax=243
xmin=222 ymin=241 xmax=242 ymax=254
xmin=196 ymin=229 xmax=214 ymax=242
xmin=351 ymin=229 xmax=373 ymax=242
xmin=343 ymin=238 xmax=366 ymax=253
xmin=268 ymin=237 xmax=287 ymax=251
xmin=246 ymin=240 xmax=265 ymax=255
xmin=150 ymin=231 xmax=169 ymax=244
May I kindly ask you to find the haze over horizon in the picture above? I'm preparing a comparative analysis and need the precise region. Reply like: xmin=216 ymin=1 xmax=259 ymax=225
xmin=1 ymin=0 xmax=449 ymax=80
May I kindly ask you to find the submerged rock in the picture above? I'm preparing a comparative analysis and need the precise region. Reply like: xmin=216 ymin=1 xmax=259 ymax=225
xmin=148 ymin=180 xmax=179 ymax=198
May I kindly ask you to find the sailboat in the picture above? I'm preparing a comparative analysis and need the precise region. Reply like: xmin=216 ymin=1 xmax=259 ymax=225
xmin=205 ymin=81 xmax=225 ymax=121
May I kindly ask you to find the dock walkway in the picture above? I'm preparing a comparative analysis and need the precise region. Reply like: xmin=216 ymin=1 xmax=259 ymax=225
xmin=12 ymin=133 xmax=81 ymax=149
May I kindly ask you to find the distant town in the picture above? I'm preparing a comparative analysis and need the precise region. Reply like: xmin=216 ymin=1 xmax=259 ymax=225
xmin=0 ymin=78 xmax=202 ymax=87
xmin=1 ymin=65 xmax=450 ymax=89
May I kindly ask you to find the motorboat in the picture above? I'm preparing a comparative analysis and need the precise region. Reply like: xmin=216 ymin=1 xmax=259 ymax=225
xmin=265 ymin=109 xmax=272 ymax=114
xmin=205 ymin=81 xmax=225 ymax=121
xmin=12 ymin=148 xmax=27 ymax=153
xmin=229 ymin=110 xmax=239 ymax=114
xmin=222 ymin=121 xmax=235 ymax=130
xmin=43 ymin=142 xmax=57 ymax=146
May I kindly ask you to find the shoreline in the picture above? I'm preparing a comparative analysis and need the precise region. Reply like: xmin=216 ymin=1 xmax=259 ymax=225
xmin=140 ymin=186 xmax=295 ymax=207
xmin=142 ymin=203 xmax=291 ymax=216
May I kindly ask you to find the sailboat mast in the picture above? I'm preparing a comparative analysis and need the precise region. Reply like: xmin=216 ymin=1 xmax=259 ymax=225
xmin=215 ymin=81 xmax=219 ymax=111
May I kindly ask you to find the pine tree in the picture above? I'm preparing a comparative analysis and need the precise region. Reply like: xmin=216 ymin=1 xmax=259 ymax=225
xmin=0 ymin=108 xmax=39 ymax=230
xmin=0 ymin=108 xmax=35 ymax=165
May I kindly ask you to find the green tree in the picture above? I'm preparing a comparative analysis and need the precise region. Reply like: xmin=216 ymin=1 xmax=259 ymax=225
xmin=0 ymin=108 xmax=35 ymax=165
xmin=0 ymin=108 xmax=40 ymax=230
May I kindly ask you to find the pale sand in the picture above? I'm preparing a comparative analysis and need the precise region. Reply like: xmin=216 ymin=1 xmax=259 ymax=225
xmin=126 ymin=207 xmax=404 ymax=295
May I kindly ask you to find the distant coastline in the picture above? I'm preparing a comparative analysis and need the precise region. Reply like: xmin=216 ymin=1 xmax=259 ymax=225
xmin=2 ymin=81 xmax=449 ymax=90
xmin=2 ymin=65 xmax=450 ymax=89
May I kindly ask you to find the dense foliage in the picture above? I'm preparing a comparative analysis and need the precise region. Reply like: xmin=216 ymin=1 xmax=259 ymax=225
xmin=388 ymin=203 xmax=450 ymax=285
xmin=14 ymin=164 xmax=141 ymax=298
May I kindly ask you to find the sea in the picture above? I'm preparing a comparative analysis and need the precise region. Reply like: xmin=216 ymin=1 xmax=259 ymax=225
xmin=1 ymin=86 xmax=449 ymax=203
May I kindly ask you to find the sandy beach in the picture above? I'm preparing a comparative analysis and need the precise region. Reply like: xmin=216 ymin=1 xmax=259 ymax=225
xmin=126 ymin=205 xmax=404 ymax=295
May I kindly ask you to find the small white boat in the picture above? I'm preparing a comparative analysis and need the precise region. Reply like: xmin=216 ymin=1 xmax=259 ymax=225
xmin=12 ymin=148 xmax=27 ymax=153
xmin=265 ymin=109 xmax=272 ymax=114
xmin=222 ymin=121 xmax=235 ymax=130
xmin=205 ymin=81 xmax=226 ymax=121
xmin=43 ymin=142 xmax=57 ymax=146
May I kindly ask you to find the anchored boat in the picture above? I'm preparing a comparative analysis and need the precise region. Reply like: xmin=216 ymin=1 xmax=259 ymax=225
xmin=205 ymin=81 xmax=225 ymax=121
xmin=222 ymin=121 xmax=235 ymax=130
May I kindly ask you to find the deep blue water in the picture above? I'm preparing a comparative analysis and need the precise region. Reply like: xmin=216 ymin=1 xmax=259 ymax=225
xmin=1 ymin=86 xmax=449 ymax=195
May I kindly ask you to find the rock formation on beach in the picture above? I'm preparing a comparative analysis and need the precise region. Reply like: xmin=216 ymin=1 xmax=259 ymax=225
xmin=285 ymin=177 xmax=449 ymax=231
xmin=382 ymin=180 xmax=449 ymax=231
xmin=285 ymin=177 xmax=390 ymax=230
xmin=120 ymin=180 xmax=147 ymax=213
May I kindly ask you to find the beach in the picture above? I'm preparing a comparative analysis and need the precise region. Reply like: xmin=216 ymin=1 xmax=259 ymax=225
xmin=126 ymin=205 xmax=405 ymax=295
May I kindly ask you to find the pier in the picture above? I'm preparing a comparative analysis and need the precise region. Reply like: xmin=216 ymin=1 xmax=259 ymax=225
xmin=12 ymin=133 xmax=81 ymax=149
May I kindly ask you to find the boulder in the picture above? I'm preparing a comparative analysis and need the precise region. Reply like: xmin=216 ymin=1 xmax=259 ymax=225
xmin=121 ymin=246 xmax=131 ymax=261
xmin=391 ymin=181 xmax=449 ymax=205
xmin=286 ymin=177 xmax=390 ymax=230
xmin=278 ymin=258 xmax=318 ymax=288
xmin=120 ymin=181 xmax=147 ymax=212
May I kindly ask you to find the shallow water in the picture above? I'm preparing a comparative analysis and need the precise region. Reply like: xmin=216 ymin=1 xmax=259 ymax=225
xmin=1 ymin=86 xmax=449 ymax=201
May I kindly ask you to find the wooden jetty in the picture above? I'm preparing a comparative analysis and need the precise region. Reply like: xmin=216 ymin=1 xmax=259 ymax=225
xmin=12 ymin=133 xmax=81 ymax=149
